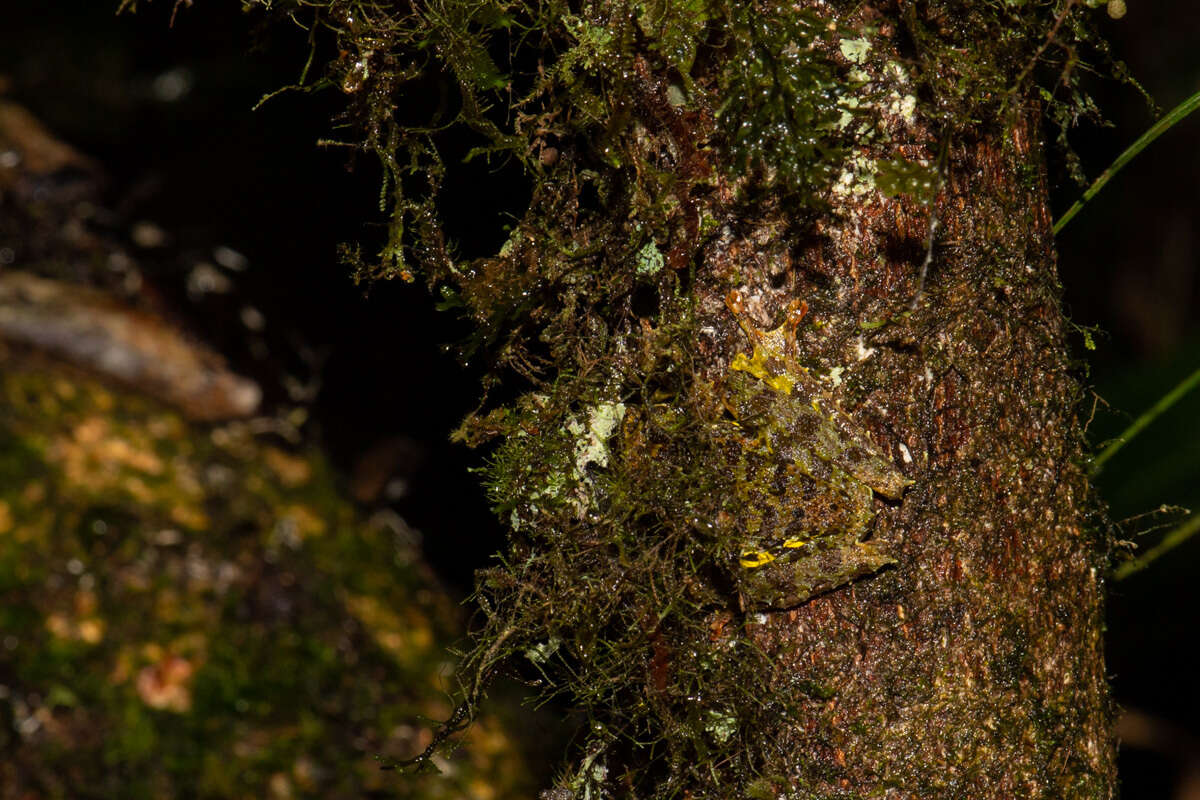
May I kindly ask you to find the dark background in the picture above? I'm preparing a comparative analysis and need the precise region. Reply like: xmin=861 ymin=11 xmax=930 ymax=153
xmin=2 ymin=3 xmax=1198 ymax=796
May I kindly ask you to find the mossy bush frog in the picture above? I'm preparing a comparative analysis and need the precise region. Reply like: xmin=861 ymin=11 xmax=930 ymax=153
xmin=721 ymin=290 xmax=911 ymax=609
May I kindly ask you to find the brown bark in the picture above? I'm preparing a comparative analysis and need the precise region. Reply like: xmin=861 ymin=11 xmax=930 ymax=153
xmin=717 ymin=112 xmax=1112 ymax=796
xmin=465 ymin=6 xmax=1119 ymax=794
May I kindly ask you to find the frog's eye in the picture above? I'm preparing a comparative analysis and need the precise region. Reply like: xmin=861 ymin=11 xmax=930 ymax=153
xmin=784 ymin=299 xmax=809 ymax=341
xmin=1107 ymin=0 xmax=1126 ymax=18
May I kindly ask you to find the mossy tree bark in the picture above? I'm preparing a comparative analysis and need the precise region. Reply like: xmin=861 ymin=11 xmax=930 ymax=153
xmin=587 ymin=68 xmax=1114 ymax=800
xmin=207 ymin=0 xmax=1118 ymax=795
xmin=723 ymin=110 xmax=1113 ymax=798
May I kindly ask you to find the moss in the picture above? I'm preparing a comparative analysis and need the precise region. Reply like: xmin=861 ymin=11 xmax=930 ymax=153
xmin=0 ymin=363 xmax=531 ymax=798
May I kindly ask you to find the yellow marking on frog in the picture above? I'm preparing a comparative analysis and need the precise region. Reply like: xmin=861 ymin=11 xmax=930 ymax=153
xmin=730 ymin=347 xmax=795 ymax=395
xmin=781 ymin=538 xmax=810 ymax=549
xmin=740 ymin=550 xmax=778 ymax=568
xmin=725 ymin=289 xmax=815 ymax=398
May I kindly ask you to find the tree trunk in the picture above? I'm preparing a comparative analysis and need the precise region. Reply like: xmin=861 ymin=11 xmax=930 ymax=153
xmin=212 ymin=0 xmax=1119 ymax=796
xmin=732 ymin=109 xmax=1113 ymax=798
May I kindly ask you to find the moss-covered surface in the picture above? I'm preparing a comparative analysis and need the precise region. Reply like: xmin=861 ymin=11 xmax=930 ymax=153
xmin=0 ymin=359 xmax=529 ymax=798
xmin=133 ymin=0 xmax=1132 ymax=796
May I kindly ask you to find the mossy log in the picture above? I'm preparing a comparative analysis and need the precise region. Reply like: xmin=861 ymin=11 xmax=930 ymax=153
xmin=0 ymin=100 xmax=530 ymax=799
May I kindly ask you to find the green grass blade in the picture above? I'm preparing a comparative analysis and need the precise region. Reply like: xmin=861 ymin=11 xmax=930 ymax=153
xmin=1054 ymin=88 xmax=1200 ymax=235
xmin=1113 ymin=512 xmax=1200 ymax=581
xmin=1092 ymin=364 xmax=1200 ymax=473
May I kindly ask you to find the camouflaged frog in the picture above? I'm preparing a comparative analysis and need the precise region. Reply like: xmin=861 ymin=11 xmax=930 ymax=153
xmin=721 ymin=290 xmax=911 ymax=610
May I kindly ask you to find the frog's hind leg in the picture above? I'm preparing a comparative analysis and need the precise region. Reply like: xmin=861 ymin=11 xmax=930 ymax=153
xmin=740 ymin=540 xmax=896 ymax=610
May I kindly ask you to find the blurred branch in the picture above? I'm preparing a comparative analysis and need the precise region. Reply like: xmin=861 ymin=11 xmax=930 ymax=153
xmin=1054 ymin=88 xmax=1200 ymax=234
xmin=1113 ymin=512 xmax=1200 ymax=581
xmin=1118 ymin=708 xmax=1200 ymax=800
xmin=1092 ymin=364 xmax=1200 ymax=473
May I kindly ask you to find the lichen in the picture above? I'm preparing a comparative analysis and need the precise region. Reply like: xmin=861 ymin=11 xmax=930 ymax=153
xmin=634 ymin=242 xmax=664 ymax=277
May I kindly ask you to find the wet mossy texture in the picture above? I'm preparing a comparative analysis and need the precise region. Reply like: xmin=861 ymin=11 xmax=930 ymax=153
xmin=169 ymin=0 xmax=1123 ymax=796
xmin=0 ymin=364 xmax=533 ymax=798
xmin=0 ymin=102 xmax=530 ymax=798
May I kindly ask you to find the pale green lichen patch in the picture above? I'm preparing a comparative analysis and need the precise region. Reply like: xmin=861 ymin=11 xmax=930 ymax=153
xmin=635 ymin=242 xmax=664 ymax=277
xmin=835 ymin=95 xmax=861 ymax=130
xmin=704 ymin=709 xmax=738 ymax=744
xmin=571 ymin=401 xmax=626 ymax=473
xmin=890 ymin=92 xmax=918 ymax=127
xmin=839 ymin=37 xmax=872 ymax=64
xmin=565 ymin=400 xmax=627 ymax=513
xmin=832 ymin=153 xmax=879 ymax=198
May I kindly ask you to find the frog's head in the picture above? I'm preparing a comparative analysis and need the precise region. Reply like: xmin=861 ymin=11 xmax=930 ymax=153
xmin=725 ymin=288 xmax=807 ymax=361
